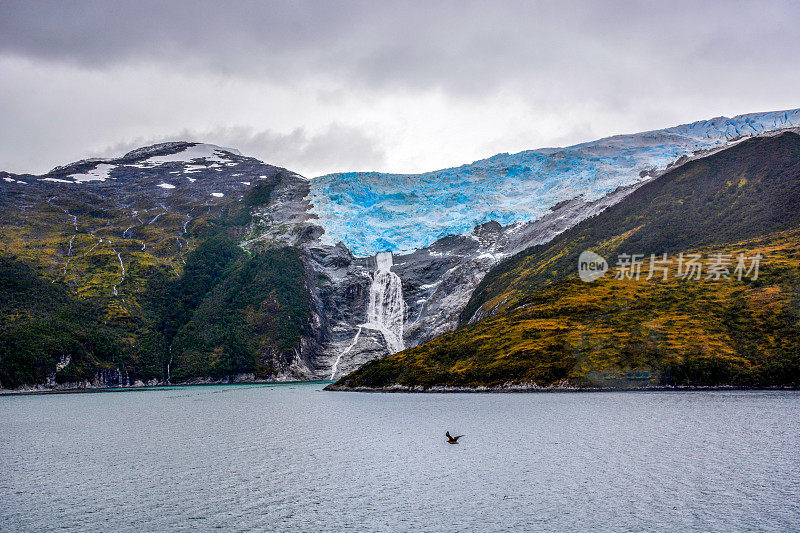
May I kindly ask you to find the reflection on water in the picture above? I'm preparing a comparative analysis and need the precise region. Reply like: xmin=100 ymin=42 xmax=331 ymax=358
xmin=2 ymin=384 xmax=799 ymax=532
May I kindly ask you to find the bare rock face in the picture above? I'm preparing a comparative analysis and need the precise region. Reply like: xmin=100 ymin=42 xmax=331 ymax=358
xmin=328 ymin=327 xmax=391 ymax=379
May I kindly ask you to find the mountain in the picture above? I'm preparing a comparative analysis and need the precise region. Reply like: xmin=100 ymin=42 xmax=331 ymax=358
xmin=0 ymin=142 xmax=322 ymax=388
xmin=310 ymin=109 xmax=800 ymax=255
xmin=329 ymin=132 xmax=800 ymax=391
xmin=3 ymin=110 xmax=800 ymax=390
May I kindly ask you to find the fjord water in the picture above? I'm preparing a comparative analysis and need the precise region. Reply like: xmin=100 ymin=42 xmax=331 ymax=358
xmin=2 ymin=385 xmax=798 ymax=532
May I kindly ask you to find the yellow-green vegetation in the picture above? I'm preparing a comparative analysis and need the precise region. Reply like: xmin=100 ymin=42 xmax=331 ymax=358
xmin=0 ymin=172 xmax=312 ymax=388
xmin=0 ymin=202 xmax=195 ymax=318
xmin=0 ymin=192 xmax=206 ymax=387
xmin=335 ymin=230 xmax=800 ymax=390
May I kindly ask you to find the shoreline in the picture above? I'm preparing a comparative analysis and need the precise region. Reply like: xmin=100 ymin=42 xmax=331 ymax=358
xmin=0 ymin=379 xmax=334 ymax=396
xmin=4 ymin=379 xmax=799 ymax=396
xmin=324 ymin=383 xmax=800 ymax=393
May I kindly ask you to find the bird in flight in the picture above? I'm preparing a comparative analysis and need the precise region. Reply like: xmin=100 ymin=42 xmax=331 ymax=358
xmin=446 ymin=431 xmax=463 ymax=444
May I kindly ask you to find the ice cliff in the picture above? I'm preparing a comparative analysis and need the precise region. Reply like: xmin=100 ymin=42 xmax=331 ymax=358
xmin=309 ymin=108 xmax=800 ymax=256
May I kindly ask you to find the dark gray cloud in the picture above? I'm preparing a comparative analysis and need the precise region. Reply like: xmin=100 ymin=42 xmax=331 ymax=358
xmin=3 ymin=0 xmax=799 ymax=97
xmin=0 ymin=1 xmax=799 ymax=176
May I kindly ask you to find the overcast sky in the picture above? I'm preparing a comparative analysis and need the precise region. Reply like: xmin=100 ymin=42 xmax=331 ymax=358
xmin=1 ymin=1 xmax=799 ymax=177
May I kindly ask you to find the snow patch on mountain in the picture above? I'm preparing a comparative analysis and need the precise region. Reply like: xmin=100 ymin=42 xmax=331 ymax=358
xmin=22 ymin=142 xmax=255 ymax=187
xmin=68 ymin=163 xmax=116 ymax=183
xmin=309 ymin=108 xmax=800 ymax=256
xmin=141 ymin=143 xmax=240 ymax=166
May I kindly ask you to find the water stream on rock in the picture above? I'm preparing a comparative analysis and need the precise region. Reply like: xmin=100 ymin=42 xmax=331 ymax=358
xmin=365 ymin=252 xmax=406 ymax=354
xmin=330 ymin=251 xmax=406 ymax=379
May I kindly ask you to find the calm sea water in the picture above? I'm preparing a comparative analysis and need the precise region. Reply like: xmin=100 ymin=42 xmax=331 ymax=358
xmin=1 ymin=384 xmax=798 ymax=532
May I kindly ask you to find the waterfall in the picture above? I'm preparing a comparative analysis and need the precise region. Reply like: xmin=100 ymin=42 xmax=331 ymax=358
xmin=330 ymin=251 xmax=406 ymax=379
xmin=364 ymin=252 xmax=406 ymax=354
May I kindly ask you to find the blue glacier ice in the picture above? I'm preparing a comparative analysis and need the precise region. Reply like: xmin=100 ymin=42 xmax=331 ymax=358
xmin=309 ymin=108 xmax=800 ymax=256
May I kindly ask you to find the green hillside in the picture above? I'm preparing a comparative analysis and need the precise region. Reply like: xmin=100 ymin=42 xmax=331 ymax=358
xmin=0 ymin=173 xmax=312 ymax=389
xmin=0 ymin=254 xmax=123 ymax=388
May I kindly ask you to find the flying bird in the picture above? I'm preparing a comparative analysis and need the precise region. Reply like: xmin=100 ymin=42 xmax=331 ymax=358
xmin=446 ymin=431 xmax=463 ymax=444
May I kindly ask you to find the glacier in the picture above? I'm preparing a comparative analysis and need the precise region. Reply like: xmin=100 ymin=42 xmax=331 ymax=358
xmin=309 ymin=108 xmax=800 ymax=256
